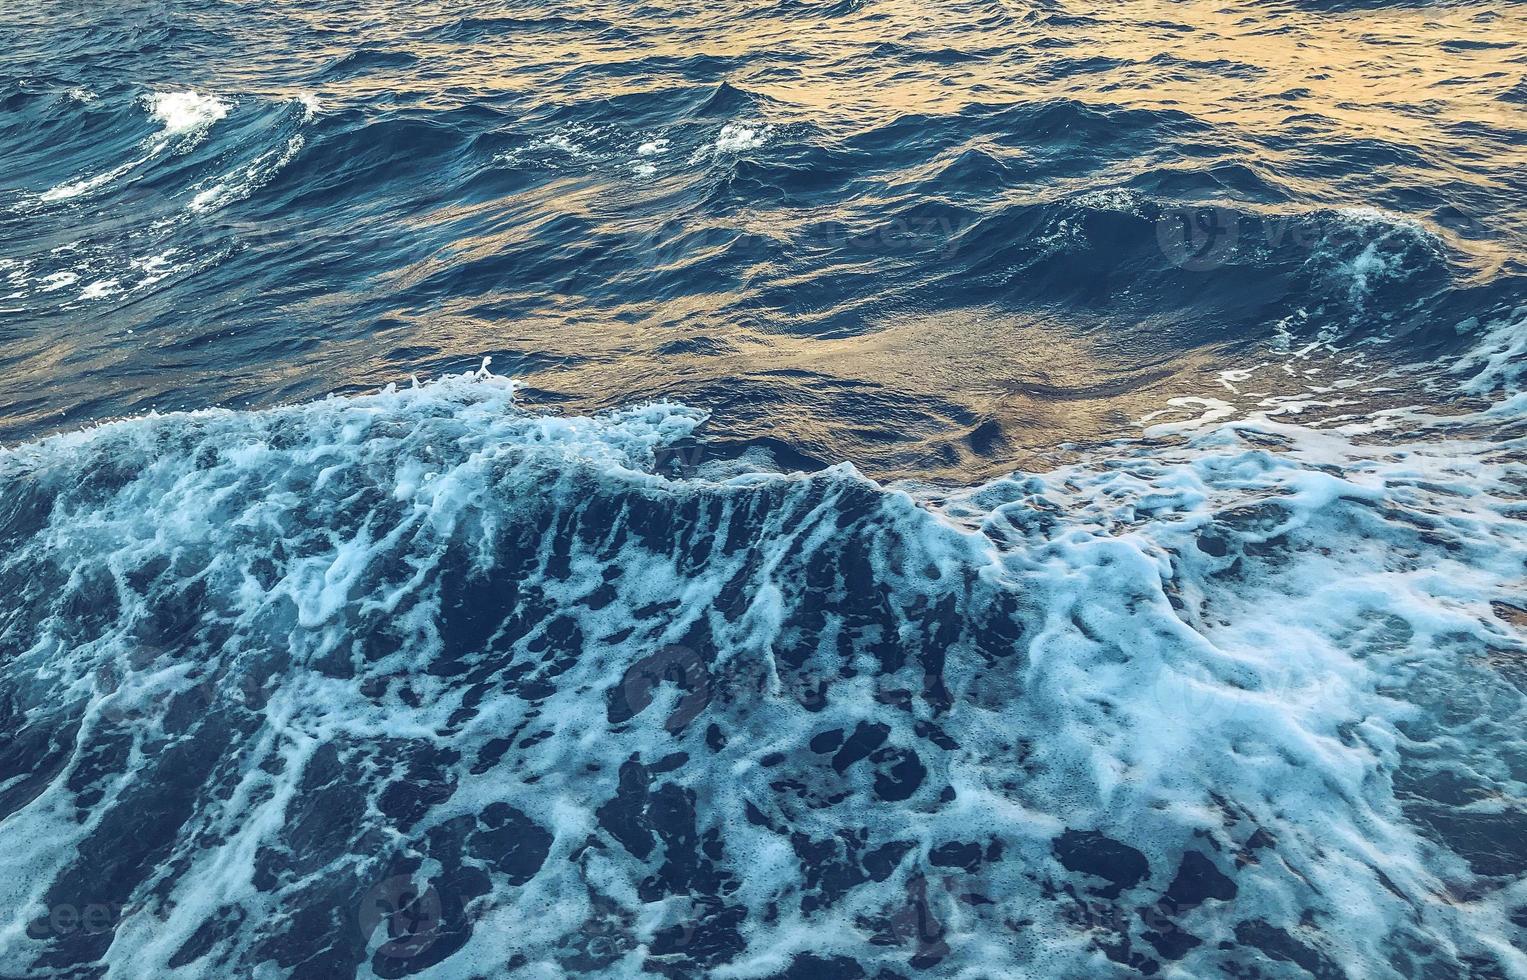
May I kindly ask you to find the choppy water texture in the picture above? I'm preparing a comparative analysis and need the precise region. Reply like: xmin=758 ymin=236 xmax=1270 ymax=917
xmin=1 ymin=1 xmax=1526 ymax=978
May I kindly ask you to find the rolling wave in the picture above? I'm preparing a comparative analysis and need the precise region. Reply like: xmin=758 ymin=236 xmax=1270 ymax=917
xmin=0 ymin=363 xmax=1524 ymax=977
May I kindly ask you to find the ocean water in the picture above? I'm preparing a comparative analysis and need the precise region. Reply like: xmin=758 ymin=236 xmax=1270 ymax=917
xmin=1 ymin=1 xmax=1525 ymax=977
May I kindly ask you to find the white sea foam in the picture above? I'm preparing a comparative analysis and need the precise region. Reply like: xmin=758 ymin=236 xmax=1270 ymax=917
xmin=296 ymin=92 xmax=321 ymax=120
xmin=37 ymin=271 xmax=79 ymax=293
xmin=533 ymin=133 xmax=590 ymax=157
xmin=632 ymin=137 xmax=670 ymax=177
xmin=190 ymin=133 xmax=305 ymax=212
xmin=1073 ymin=187 xmax=1143 ymax=214
xmin=1307 ymin=206 xmax=1444 ymax=309
xmin=692 ymin=122 xmax=772 ymax=162
xmin=1454 ymin=303 xmax=1527 ymax=404
xmin=144 ymin=90 xmax=229 ymax=139
xmin=129 ymin=251 xmax=177 ymax=287
xmin=38 ymin=156 xmax=145 ymax=203
xmin=0 ymin=366 xmax=1520 ymax=977
xmin=713 ymin=123 xmax=769 ymax=154
xmin=76 ymin=278 xmax=121 ymax=300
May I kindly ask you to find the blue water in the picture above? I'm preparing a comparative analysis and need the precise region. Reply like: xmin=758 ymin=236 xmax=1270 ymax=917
xmin=1 ymin=1 xmax=1525 ymax=977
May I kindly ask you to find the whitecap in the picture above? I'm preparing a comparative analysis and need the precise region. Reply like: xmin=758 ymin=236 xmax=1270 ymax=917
xmin=190 ymin=134 xmax=305 ymax=213
xmin=691 ymin=122 xmax=773 ymax=162
xmin=39 ymin=156 xmax=146 ymax=203
xmin=38 ymin=270 xmax=79 ymax=293
xmin=144 ymin=90 xmax=230 ymax=139
xmin=296 ymin=92 xmax=321 ymax=120
xmin=714 ymin=122 xmax=769 ymax=154
xmin=35 ymin=90 xmax=230 ymax=206
xmin=77 ymin=278 xmax=121 ymax=300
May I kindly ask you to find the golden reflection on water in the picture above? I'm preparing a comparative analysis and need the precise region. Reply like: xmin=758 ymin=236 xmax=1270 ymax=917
xmin=322 ymin=300 xmax=1391 ymax=483
xmin=277 ymin=0 xmax=1525 ymax=148
xmin=181 ymin=0 xmax=1527 ymax=479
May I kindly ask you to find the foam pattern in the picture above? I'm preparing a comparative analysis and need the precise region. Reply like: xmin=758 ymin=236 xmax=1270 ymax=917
xmin=0 ymin=370 xmax=1523 ymax=978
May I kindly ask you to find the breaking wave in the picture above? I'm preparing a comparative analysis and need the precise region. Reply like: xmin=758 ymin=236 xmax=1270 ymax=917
xmin=0 ymin=359 xmax=1523 ymax=977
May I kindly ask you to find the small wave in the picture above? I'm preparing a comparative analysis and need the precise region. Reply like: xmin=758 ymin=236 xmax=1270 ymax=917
xmin=1312 ymin=206 xmax=1445 ymax=308
xmin=495 ymin=119 xmax=768 ymax=179
xmin=34 ymin=90 xmax=229 ymax=205
xmin=188 ymin=94 xmax=313 ymax=213
xmin=190 ymin=133 xmax=305 ymax=213
xmin=10 ymin=91 xmax=314 ymax=315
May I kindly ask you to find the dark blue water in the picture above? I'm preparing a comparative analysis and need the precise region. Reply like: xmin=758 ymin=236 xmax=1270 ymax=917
xmin=1 ymin=1 xmax=1525 ymax=977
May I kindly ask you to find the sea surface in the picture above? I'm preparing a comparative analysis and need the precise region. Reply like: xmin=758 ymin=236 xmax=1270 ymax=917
xmin=1 ymin=1 xmax=1525 ymax=977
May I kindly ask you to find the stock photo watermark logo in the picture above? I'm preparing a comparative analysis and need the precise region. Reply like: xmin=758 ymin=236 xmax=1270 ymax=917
xmin=1155 ymin=206 xmax=1242 ymax=272
xmin=112 ymin=185 xmax=309 ymax=254
xmin=1155 ymin=202 xmax=1498 ymax=272
xmin=652 ymin=440 xmax=707 ymax=477
xmin=25 ymin=901 xmax=124 ymax=941
xmin=610 ymin=643 xmax=715 ymax=732
xmin=359 ymin=874 xmax=444 ymax=961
